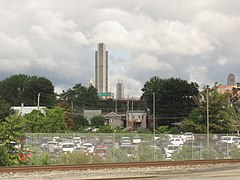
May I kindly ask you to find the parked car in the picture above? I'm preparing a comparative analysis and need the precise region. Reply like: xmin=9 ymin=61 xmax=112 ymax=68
xmin=93 ymin=146 xmax=108 ymax=159
xmin=82 ymin=143 xmax=95 ymax=154
xmin=72 ymin=137 xmax=82 ymax=145
xmin=132 ymin=136 xmax=141 ymax=144
xmin=169 ymin=138 xmax=184 ymax=147
xmin=216 ymin=136 xmax=240 ymax=146
xmin=183 ymin=132 xmax=195 ymax=141
xmin=61 ymin=142 xmax=75 ymax=153
xmin=164 ymin=144 xmax=180 ymax=159
xmin=120 ymin=137 xmax=131 ymax=146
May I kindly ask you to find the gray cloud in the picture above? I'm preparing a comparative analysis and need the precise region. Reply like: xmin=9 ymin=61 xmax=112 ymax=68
xmin=0 ymin=0 xmax=239 ymax=97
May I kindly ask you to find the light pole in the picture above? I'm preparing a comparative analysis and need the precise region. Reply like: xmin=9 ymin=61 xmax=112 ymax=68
xmin=206 ymin=85 xmax=210 ymax=149
xmin=152 ymin=92 xmax=156 ymax=161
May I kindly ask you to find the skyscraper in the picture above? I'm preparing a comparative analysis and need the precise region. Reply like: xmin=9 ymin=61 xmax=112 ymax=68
xmin=95 ymin=43 xmax=108 ymax=94
xmin=227 ymin=74 xmax=235 ymax=86
xmin=116 ymin=79 xmax=124 ymax=100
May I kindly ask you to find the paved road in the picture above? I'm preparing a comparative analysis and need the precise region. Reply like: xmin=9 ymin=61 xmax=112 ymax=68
xmin=151 ymin=166 xmax=240 ymax=180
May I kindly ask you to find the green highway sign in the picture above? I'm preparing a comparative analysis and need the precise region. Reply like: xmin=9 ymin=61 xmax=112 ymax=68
xmin=98 ymin=92 xmax=112 ymax=97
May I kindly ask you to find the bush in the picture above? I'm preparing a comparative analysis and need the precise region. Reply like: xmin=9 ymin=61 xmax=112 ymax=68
xmin=0 ymin=145 xmax=12 ymax=166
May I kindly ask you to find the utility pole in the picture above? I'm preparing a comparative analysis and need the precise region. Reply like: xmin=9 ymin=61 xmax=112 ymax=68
xmin=206 ymin=85 xmax=210 ymax=149
xmin=126 ymin=95 xmax=129 ymax=128
xmin=152 ymin=92 xmax=156 ymax=161
xmin=37 ymin=93 xmax=40 ymax=110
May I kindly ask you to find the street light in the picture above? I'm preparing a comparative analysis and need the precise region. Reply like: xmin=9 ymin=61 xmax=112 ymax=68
xmin=152 ymin=92 xmax=156 ymax=161
xmin=206 ymin=85 xmax=210 ymax=149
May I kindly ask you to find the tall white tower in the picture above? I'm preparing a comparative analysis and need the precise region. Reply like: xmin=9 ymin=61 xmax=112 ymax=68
xmin=116 ymin=79 xmax=124 ymax=100
xmin=95 ymin=43 xmax=108 ymax=93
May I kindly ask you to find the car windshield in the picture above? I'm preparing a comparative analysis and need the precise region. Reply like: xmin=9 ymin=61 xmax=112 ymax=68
xmin=62 ymin=144 xmax=74 ymax=148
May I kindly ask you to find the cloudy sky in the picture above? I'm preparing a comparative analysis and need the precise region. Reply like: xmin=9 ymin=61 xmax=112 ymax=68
xmin=0 ymin=0 xmax=240 ymax=98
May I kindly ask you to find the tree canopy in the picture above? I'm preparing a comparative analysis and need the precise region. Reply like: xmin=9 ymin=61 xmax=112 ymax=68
xmin=181 ymin=85 xmax=240 ymax=133
xmin=59 ymin=83 xmax=99 ymax=110
xmin=141 ymin=76 xmax=199 ymax=126
xmin=0 ymin=74 xmax=55 ymax=106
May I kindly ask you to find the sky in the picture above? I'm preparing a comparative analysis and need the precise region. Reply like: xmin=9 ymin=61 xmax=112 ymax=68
xmin=0 ymin=0 xmax=240 ymax=98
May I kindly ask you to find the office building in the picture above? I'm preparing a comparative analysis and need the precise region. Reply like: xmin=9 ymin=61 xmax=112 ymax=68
xmin=116 ymin=79 xmax=124 ymax=100
xmin=95 ymin=43 xmax=108 ymax=94
xmin=227 ymin=74 xmax=235 ymax=86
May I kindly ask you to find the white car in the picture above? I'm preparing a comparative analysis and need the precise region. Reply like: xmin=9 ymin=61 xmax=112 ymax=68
xmin=82 ymin=143 xmax=95 ymax=153
xmin=61 ymin=142 xmax=75 ymax=153
xmin=169 ymin=138 xmax=184 ymax=147
xmin=183 ymin=132 xmax=195 ymax=141
xmin=120 ymin=137 xmax=132 ymax=146
xmin=165 ymin=145 xmax=180 ymax=158
xmin=132 ymin=136 xmax=141 ymax=144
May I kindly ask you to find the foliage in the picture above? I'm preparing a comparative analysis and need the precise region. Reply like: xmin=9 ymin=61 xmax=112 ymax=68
xmin=172 ymin=145 xmax=199 ymax=160
xmin=229 ymin=147 xmax=240 ymax=159
xmin=57 ymin=101 xmax=75 ymax=130
xmin=0 ymin=98 xmax=13 ymax=122
xmin=24 ymin=107 xmax=67 ymax=133
xmin=141 ymin=76 xmax=199 ymax=126
xmin=0 ymin=74 xmax=55 ymax=106
xmin=156 ymin=125 xmax=179 ymax=134
xmin=60 ymin=83 xmax=99 ymax=110
xmin=181 ymin=85 xmax=240 ymax=133
xmin=72 ymin=114 xmax=89 ymax=131
xmin=98 ymin=125 xmax=114 ymax=133
xmin=201 ymin=148 xmax=219 ymax=160
xmin=91 ymin=115 xmax=105 ymax=128
xmin=0 ymin=145 xmax=12 ymax=166
xmin=58 ymin=151 xmax=90 ymax=164
xmin=0 ymin=112 xmax=26 ymax=165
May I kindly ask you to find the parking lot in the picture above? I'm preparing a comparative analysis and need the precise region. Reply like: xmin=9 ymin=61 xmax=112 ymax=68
xmin=22 ymin=133 xmax=240 ymax=164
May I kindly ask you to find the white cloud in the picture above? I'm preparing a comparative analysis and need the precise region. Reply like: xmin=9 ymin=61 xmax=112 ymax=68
xmin=0 ymin=1 xmax=239 ymax=97
xmin=188 ymin=66 xmax=214 ymax=88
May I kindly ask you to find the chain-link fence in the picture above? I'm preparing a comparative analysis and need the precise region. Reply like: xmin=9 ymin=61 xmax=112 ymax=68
xmin=22 ymin=133 xmax=240 ymax=165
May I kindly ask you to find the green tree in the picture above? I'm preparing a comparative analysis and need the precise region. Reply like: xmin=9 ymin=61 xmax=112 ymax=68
xmin=24 ymin=110 xmax=45 ymax=133
xmin=72 ymin=114 xmax=89 ymax=131
xmin=0 ymin=98 xmax=13 ymax=122
xmin=0 ymin=112 xmax=26 ymax=165
xmin=141 ymin=76 xmax=199 ymax=126
xmin=0 ymin=74 xmax=55 ymax=106
xmin=91 ymin=115 xmax=105 ymax=127
xmin=57 ymin=101 xmax=75 ymax=130
xmin=60 ymin=83 xmax=99 ymax=111
xmin=24 ymin=107 xmax=67 ymax=133
xmin=181 ymin=85 xmax=240 ymax=133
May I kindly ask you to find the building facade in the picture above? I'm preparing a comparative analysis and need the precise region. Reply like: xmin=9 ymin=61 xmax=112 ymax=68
xmin=116 ymin=79 xmax=124 ymax=100
xmin=227 ymin=74 xmax=236 ymax=86
xmin=95 ymin=43 xmax=108 ymax=94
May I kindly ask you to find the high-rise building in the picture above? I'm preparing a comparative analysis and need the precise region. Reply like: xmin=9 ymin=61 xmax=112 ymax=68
xmin=227 ymin=74 xmax=235 ymax=86
xmin=116 ymin=79 xmax=124 ymax=100
xmin=95 ymin=43 xmax=108 ymax=94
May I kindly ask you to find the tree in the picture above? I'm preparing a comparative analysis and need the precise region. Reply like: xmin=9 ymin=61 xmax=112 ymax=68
xmin=0 ymin=112 xmax=26 ymax=165
xmin=0 ymin=74 xmax=55 ymax=106
xmin=0 ymin=98 xmax=13 ymax=122
xmin=181 ymin=85 xmax=240 ymax=133
xmin=60 ymin=83 xmax=99 ymax=111
xmin=72 ymin=114 xmax=89 ymax=131
xmin=91 ymin=115 xmax=105 ymax=128
xmin=57 ymin=101 xmax=75 ymax=130
xmin=141 ymin=76 xmax=199 ymax=126
xmin=24 ymin=107 xmax=67 ymax=133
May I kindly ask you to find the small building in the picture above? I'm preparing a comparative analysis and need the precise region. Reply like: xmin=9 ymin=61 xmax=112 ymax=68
xmin=127 ymin=110 xmax=147 ymax=130
xmin=11 ymin=105 xmax=46 ymax=116
xmin=104 ymin=112 xmax=123 ymax=128
xmin=83 ymin=110 xmax=102 ymax=124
